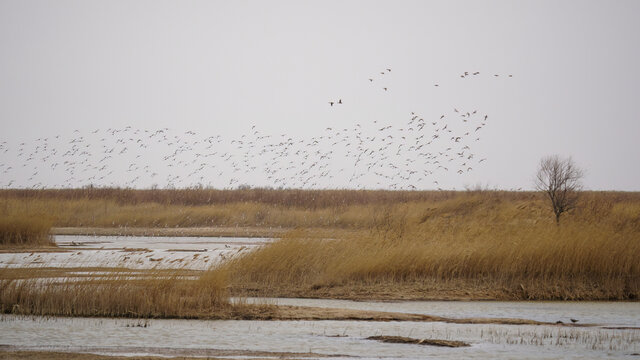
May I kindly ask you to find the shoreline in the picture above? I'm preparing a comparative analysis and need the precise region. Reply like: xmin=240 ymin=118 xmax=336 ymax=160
xmin=50 ymin=226 xmax=290 ymax=238
xmin=49 ymin=226 xmax=359 ymax=238
xmin=3 ymin=305 xmax=589 ymax=326
xmin=0 ymin=348 xmax=330 ymax=360
xmin=228 ymin=280 xmax=640 ymax=302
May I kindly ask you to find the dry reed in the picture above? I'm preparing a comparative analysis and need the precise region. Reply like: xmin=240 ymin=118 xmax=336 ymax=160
xmin=0 ymin=215 xmax=54 ymax=247
xmin=1 ymin=188 xmax=639 ymax=300
xmin=222 ymin=192 xmax=640 ymax=300
xmin=0 ymin=268 xmax=230 ymax=318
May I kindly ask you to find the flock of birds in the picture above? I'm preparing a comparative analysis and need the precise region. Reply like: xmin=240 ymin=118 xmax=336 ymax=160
xmin=0 ymin=69 xmax=513 ymax=190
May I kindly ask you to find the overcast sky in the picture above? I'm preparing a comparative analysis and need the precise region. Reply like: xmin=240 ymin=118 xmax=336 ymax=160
xmin=1 ymin=0 xmax=639 ymax=190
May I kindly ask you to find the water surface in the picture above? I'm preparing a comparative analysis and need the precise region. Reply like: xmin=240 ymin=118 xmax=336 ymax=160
xmin=2 ymin=300 xmax=639 ymax=359
xmin=243 ymin=297 xmax=640 ymax=327
xmin=0 ymin=235 xmax=271 ymax=270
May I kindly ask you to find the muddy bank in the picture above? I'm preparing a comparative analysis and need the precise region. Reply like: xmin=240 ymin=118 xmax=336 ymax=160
xmin=367 ymin=335 xmax=469 ymax=347
xmin=228 ymin=305 xmax=586 ymax=326
xmin=230 ymin=277 xmax=640 ymax=302
xmin=2 ymin=300 xmax=582 ymax=325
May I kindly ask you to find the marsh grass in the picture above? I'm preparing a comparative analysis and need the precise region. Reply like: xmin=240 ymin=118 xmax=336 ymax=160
xmin=480 ymin=326 xmax=640 ymax=352
xmin=222 ymin=192 xmax=640 ymax=300
xmin=1 ymin=188 xmax=638 ymax=230
xmin=0 ymin=215 xmax=54 ymax=247
xmin=0 ymin=268 xmax=232 ymax=318
xmin=1 ymin=188 xmax=639 ymax=300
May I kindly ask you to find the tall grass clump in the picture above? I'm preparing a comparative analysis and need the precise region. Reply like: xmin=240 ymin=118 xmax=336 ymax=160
xmin=223 ymin=192 xmax=640 ymax=300
xmin=0 ymin=269 xmax=230 ymax=318
xmin=0 ymin=215 xmax=54 ymax=247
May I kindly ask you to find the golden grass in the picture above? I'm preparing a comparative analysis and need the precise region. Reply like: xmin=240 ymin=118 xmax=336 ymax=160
xmin=1 ymin=188 xmax=639 ymax=301
xmin=0 ymin=187 xmax=458 ymax=207
xmin=1 ymin=188 xmax=638 ymax=230
xmin=0 ymin=197 xmax=372 ymax=229
xmin=2 ymin=268 xmax=538 ymax=322
xmin=222 ymin=192 xmax=640 ymax=300
xmin=0 ymin=215 xmax=54 ymax=247
xmin=367 ymin=336 xmax=470 ymax=347
xmin=0 ymin=268 xmax=230 ymax=318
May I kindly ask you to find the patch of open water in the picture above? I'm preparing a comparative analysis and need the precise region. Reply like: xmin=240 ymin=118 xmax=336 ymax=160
xmin=1 ymin=235 xmax=639 ymax=358
xmin=1 ymin=300 xmax=639 ymax=359
xmin=242 ymin=298 xmax=640 ymax=327
xmin=0 ymin=235 xmax=272 ymax=270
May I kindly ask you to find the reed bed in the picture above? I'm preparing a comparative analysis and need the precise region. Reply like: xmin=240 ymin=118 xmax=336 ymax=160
xmin=1 ymin=188 xmax=639 ymax=300
xmin=2 ymin=188 xmax=637 ymax=230
xmin=0 ymin=196 xmax=378 ymax=229
xmin=0 ymin=268 xmax=232 ymax=318
xmin=0 ymin=215 xmax=54 ymax=247
xmin=222 ymin=193 xmax=640 ymax=300
xmin=0 ymin=187 xmax=460 ymax=207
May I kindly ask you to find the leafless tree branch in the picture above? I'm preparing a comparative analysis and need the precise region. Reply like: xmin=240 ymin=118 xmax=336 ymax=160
xmin=534 ymin=155 xmax=584 ymax=224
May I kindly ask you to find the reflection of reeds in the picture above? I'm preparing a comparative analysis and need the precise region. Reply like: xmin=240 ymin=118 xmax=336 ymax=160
xmin=480 ymin=326 xmax=640 ymax=352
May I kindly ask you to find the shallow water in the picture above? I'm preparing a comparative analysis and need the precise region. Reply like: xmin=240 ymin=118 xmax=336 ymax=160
xmin=2 ymin=236 xmax=639 ymax=358
xmin=0 ymin=235 xmax=271 ymax=270
xmin=1 ymin=312 xmax=638 ymax=359
xmin=242 ymin=298 xmax=640 ymax=327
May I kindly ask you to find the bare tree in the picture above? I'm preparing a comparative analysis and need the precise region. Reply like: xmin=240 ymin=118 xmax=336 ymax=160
xmin=535 ymin=155 xmax=584 ymax=224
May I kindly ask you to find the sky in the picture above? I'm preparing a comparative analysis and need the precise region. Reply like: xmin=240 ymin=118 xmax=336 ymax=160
xmin=0 ymin=0 xmax=639 ymax=191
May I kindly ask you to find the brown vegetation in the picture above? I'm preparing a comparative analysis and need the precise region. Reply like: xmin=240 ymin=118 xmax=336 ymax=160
xmin=222 ymin=191 xmax=640 ymax=300
xmin=0 ymin=188 xmax=469 ymax=230
xmin=0 ymin=268 xmax=562 ymax=324
xmin=1 ymin=270 xmax=580 ymax=325
xmin=1 ymin=188 xmax=639 ymax=301
xmin=0 ymin=187 xmax=457 ymax=208
xmin=367 ymin=336 xmax=470 ymax=347
xmin=0 ymin=215 xmax=54 ymax=248
xmin=0 ymin=269 xmax=230 ymax=318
